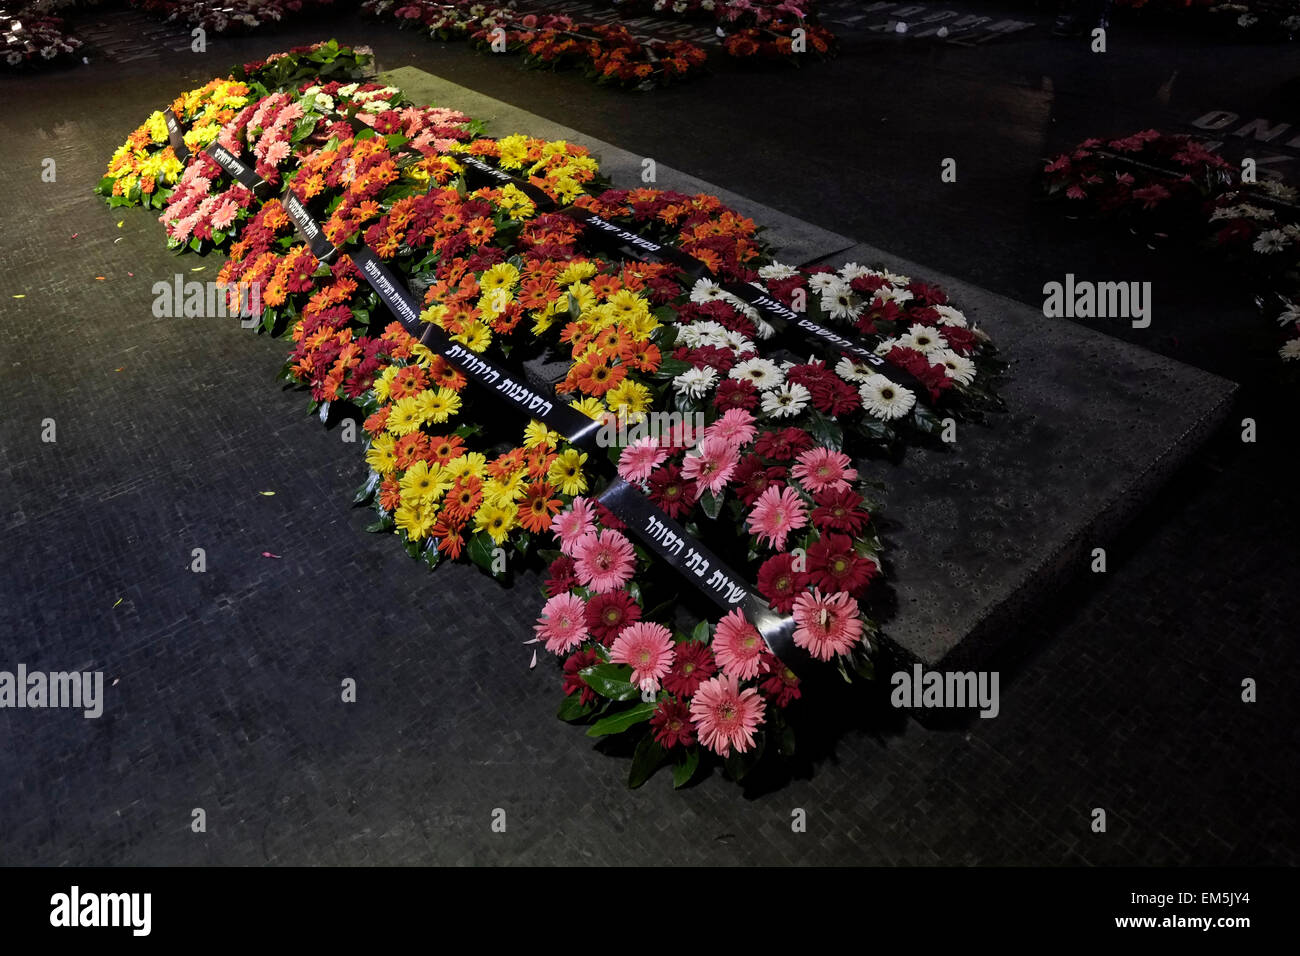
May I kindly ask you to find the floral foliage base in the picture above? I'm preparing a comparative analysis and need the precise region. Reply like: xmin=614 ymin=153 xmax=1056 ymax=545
xmin=1043 ymin=128 xmax=1300 ymax=366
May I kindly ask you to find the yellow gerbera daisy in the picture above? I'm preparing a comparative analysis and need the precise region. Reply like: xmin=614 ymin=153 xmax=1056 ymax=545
xmin=399 ymin=460 xmax=451 ymax=502
xmin=474 ymin=501 xmax=517 ymax=545
xmin=386 ymin=396 xmax=424 ymax=437
xmin=523 ymin=420 xmax=559 ymax=449
xmin=415 ymin=387 xmax=462 ymax=425
xmin=394 ymin=497 xmax=438 ymax=541
xmin=443 ymin=452 xmax=488 ymax=481
xmin=479 ymin=262 xmax=520 ymax=294
xmin=556 ymin=261 xmax=597 ymax=287
xmin=364 ymin=433 xmax=398 ymax=476
xmin=548 ymin=448 xmax=588 ymax=497
xmin=569 ymin=396 xmax=606 ymax=421
xmin=606 ymin=379 xmax=652 ymax=418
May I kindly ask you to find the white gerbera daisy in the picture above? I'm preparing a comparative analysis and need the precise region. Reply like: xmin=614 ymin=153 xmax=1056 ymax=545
xmin=875 ymin=337 xmax=902 ymax=356
xmin=808 ymin=272 xmax=842 ymax=293
xmin=835 ymin=357 xmax=877 ymax=383
xmin=730 ymin=357 xmax=784 ymax=391
xmin=1257 ymin=180 xmax=1299 ymax=202
xmin=823 ymin=282 xmax=862 ymax=320
xmin=900 ymin=324 xmax=947 ymax=355
xmin=1281 ymin=338 xmax=1300 ymax=362
xmin=933 ymin=304 xmax=968 ymax=327
xmin=1253 ymin=229 xmax=1290 ymax=254
xmin=761 ymin=382 xmax=812 ymax=418
xmin=875 ymin=285 xmax=914 ymax=305
xmin=674 ymin=366 xmax=719 ymax=399
xmin=689 ymin=278 xmax=726 ymax=305
xmin=758 ymin=262 xmax=799 ymax=280
xmin=1274 ymin=306 xmax=1300 ymax=327
xmin=882 ymin=270 xmax=912 ymax=285
xmin=753 ymin=317 xmax=776 ymax=340
xmin=1209 ymin=204 xmax=1242 ymax=222
xmin=838 ymin=262 xmax=877 ymax=282
xmin=858 ymin=375 xmax=916 ymax=420
xmin=338 ymin=83 xmax=360 ymax=96
xmin=722 ymin=329 xmax=755 ymax=353
xmin=935 ymin=348 xmax=977 ymax=385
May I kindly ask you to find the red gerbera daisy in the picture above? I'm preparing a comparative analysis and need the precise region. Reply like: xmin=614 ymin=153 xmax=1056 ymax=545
xmin=650 ymin=698 xmax=697 ymax=749
xmin=756 ymin=553 xmax=808 ymax=614
xmin=662 ymin=640 xmax=717 ymax=697
xmin=584 ymin=589 xmax=641 ymax=645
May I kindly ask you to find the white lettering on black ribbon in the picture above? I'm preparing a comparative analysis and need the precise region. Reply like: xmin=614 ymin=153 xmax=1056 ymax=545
xmin=597 ymin=478 xmax=798 ymax=662
xmin=565 ymin=209 xmax=708 ymax=277
xmin=456 ymin=154 xmax=556 ymax=209
xmin=281 ymin=187 xmax=336 ymax=263
xmin=163 ymin=109 xmax=189 ymax=162
xmin=204 ymin=143 xmax=272 ymax=199
xmin=349 ymin=245 xmax=604 ymax=449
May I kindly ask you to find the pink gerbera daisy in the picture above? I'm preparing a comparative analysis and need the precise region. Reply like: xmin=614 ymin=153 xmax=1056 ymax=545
xmin=211 ymin=197 xmax=239 ymax=231
xmin=689 ymin=675 xmax=766 ymax=758
xmin=705 ymin=408 xmax=757 ymax=449
xmin=573 ymin=529 xmax=636 ymax=594
xmin=534 ymin=592 xmax=589 ymax=655
xmin=791 ymin=447 xmax=858 ymax=494
xmin=711 ymin=608 xmax=767 ymax=680
xmin=746 ymin=485 xmax=808 ymax=551
xmin=551 ymin=496 xmax=597 ymax=556
xmin=610 ymin=621 xmax=675 ymax=692
xmin=680 ymin=434 xmax=740 ymax=497
xmin=264 ymin=139 xmax=292 ymax=166
xmin=791 ymin=588 xmax=863 ymax=660
xmin=617 ymin=436 xmax=669 ymax=483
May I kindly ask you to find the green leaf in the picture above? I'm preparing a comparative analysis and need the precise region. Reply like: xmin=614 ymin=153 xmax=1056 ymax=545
xmin=557 ymin=693 xmax=595 ymax=722
xmin=586 ymin=701 xmax=656 ymax=737
xmin=352 ymin=470 xmax=381 ymax=505
xmin=578 ymin=663 xmax=640 ymax=701
xmin=466 ymin=532 xmax=501 ymax=577
xmin=653 ymin=357 xmax=691 ymax=381
xmin=690 ymin=619 xmax=710 ymax=643
xmin=364 ymin=518 xmax=392 ymax=533
xmin=628 ymin=734 xmax=669 ymax=789
xmin=699 ymin=488 xmax=723 ymax=520
xmin=672 ymin=747 xmax=701 ymax=788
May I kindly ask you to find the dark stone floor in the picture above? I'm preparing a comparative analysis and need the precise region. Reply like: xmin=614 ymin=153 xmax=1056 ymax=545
xmin=0 ymin=5 xmax=1296 ymax=864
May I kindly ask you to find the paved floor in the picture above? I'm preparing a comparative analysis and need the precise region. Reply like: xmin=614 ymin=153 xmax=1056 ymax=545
xmin=0 ymin=5 xmax=1296 ymax=864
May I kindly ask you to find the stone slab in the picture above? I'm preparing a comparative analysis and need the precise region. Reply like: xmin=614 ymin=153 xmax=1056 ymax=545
xmin=380 ymin=67 xmax=1238 ymax=669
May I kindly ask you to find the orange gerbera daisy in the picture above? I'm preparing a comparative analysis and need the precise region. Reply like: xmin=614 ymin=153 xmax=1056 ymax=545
xmin=518 ymin=482 xmax=563 ymax=533
xmin=487 ymin=448 xmax=527 ymax=480
xmin=574 ymin=359 xmax=626 ymax=397
xmin=444 ymin=475 xmax=483 ymax=520
xmin=393 ymin=432 xmax=432 ymax=471
xmin=589 ymin=274 xmax=621 ymax=300
xmin=428 ymin=357 xmax=467 ymax=391
xmin=379 ymin=477 xmax=402 ymax=513
xmin=429 ymin=434 xmax=467 ymax=464
xmin=431 ymin=515 xmax=466 ymax=559
xmin=364 ymin=408 xmax=391 ymax=436
xmin=517 ymin=278 xmax=556 ymax=311
xmin=463 ymin=217 xmax=496 ymax=245
xmin=622 ymin=340 xmax=662 ymax=372
xmin=525 ymin=447 xmax=557 ymax=481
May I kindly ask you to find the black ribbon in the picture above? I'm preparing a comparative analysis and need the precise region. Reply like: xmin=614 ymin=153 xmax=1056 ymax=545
xmin=348 ymin=246 xmax=604 ymax=449
xmin=563 ymin=208 xmax=708 ymax=279
xmin=163 ymin=108 xmax=190 ymax=162
xmin=280 ymin=187 xmax=337 ymax=264
xmin=598 ymin=478 xmax=798 ymax=662
xmin=455 ymin=153 xmax=557 ymax=210
xmin=204 ymin=143 xmax=273 ymax=200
